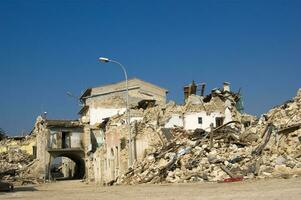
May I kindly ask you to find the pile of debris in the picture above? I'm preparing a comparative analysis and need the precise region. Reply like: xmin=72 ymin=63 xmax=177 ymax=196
xmin=0 ymin=149 xmax=39 ymax=185
xmin=115 ymin=89 xmax=301 ymax=184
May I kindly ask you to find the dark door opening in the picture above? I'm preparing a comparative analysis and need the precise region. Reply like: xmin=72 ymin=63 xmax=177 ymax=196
xmin=50 ymin=155 xmax=85 ymax=180
xmin=62 ymin=132 xmax=71 ymax=149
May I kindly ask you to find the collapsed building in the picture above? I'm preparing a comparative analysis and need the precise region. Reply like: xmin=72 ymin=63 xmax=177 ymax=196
xmin=83 ymin=80 xmax=258 ymax=184
xmin=79 ymin=78 xmax=168 ymax=183
xmin=113 ymin=88 xmax=301 ymax=184
xmin=1 ymin=118 xmax=85 ymax=185
xmin=1 ymin=78 xmax=300 ymax=187
xmin=1 ymin=78 xmax=169 ymax=185
xmin=0 ymin=134 xmax=37 ymax=185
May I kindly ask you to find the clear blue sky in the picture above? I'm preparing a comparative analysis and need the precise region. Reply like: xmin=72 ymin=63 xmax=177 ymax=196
xmin=0 ymin=0 xmax=300 ymax=135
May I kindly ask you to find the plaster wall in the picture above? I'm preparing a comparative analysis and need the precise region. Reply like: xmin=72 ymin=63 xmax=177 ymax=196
xmin=164 ymin=114 xmax=184 ymax=128
xmin=91 ymin=79 xmax=167 ymax=103
xmin=224 ymin=107 xmax=233 ymax=124
xmin=89 ymin=108 xmax=126 ymax=125
xmin=135 ymin=136 xmax=149 ymax=161
xmin=0 ymin=138 xmax=36 ymax=155
xmin=70 ymin=132 xmax=82 ymax=148
xmin=184 ymin=111 xmax=224 ymax=131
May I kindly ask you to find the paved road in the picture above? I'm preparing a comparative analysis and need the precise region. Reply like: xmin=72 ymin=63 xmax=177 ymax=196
xmin=1 ymin=178 xmax=301 ymax=200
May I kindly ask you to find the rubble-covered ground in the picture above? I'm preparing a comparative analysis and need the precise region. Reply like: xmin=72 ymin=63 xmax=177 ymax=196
xmin=0 ymin=148 xmax=40 ymax=185
xmin=0 ymin=134 xmax=43 ymax=186
xmin=116 ymin=89 xmax=301 ymax=184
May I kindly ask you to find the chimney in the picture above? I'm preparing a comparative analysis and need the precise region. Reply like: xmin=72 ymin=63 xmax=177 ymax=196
xmin=223 ymin=82 xmax=230 ymax=92
xmin=200 ymin=83 xmax=206 ymax=96
xmin=189 ymin=80 xmax=197 ymax=95
xmin=183 ymin=80 xmax=197 ymax=101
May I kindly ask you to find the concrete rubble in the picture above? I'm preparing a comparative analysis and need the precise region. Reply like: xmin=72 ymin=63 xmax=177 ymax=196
xmin=1 ymin=78 xmax=300 ymax=187
xmin=110 ymin=89 xmax=301 ymax=184
xmin=0 ymin=135 xmax=43 ymax=186
xmin=0 ymin=150 xmax=39 ymax=185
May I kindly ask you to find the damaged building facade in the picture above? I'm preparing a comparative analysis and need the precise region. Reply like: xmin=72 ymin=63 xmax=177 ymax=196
xmin=1 ymin=78 xmax=254 ymax=185
xmin=3 ymin=78 xmax=300 ymax=186
xmin=79 ymin=78 xmax=167 ymax=125
xmin=165 ymin=81 xmax=245 ymax=131
xmin=80 ymin=79 xmax=255 ymax=184
xmin=79 ymin=78 xmax=168 ymax=183
xmin=18 ymin=118 xmax=86 ymax=181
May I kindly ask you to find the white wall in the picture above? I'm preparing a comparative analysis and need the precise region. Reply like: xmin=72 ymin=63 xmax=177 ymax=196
xmin=224 ymin=107 xmax=233 ymax=124
xmin=70 ymin=132 xmax=82 ymax=148
xmin=184 ymin=111 xmax=224 ymax=131
xmin=135 ymin=137 xmax=149 ymax=161
xmin=164 ymin=114 xmax=184 ymax=128
xmin=130 ymin=117 xmax=143 ymax=123
xmin=89 ymin=107 xmax=126 ymax=125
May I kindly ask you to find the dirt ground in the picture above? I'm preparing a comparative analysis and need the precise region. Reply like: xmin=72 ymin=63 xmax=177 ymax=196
xmin=1 ymin=178 xmax=301 ymax=200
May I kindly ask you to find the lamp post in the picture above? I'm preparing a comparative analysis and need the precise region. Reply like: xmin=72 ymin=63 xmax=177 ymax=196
xmin=98 ymin=57 xmax=132 ymax=167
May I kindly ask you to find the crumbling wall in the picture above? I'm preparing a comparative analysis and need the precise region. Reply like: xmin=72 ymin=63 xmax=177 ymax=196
xmin=0 ymin=135 xmax=36 ymax=156
xmin=91 ymin=86 xmax=251 ymax=184
xmin=33 ymin=116 xmax=51 ymax=179
xmin=92 ymin=88 xmax=301 ymax=185
xmin=113 ymin=88 xmax=301 ymax=184
xmin=184 ymin=111 xmax=224 ymax=130
xmin=0 ymin=117 xmax=48 ymax=185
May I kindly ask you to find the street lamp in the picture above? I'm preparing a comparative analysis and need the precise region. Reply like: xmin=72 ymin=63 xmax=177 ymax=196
xmin=98 ymin=57 xmax=133 ymax=167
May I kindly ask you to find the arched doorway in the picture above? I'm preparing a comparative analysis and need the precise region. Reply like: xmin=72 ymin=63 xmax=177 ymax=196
xmin=48 ymin=152 xmax=85 ymax=180
xmin=50 ymin=157 xmax=76 ymax=180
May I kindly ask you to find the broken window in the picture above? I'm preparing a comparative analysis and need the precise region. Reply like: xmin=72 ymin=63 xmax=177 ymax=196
xmin=120 ymin=137 xmax=126 ymax=150
xmin=215 ymin=117 xmax=224 ymax=127
xmin=62 ymin=132 xmax=71 ymax=149
xmin=198 ymin=117 xmax=203 ymax=124
xmin=243 ymin=121 xmax=251 ymax=128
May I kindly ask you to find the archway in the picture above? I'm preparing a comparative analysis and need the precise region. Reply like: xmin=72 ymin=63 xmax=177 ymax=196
xmin=50 ymin=157 xmax=76 ymax=180
xmin=48 ymin=151 xmax=85 ymax=180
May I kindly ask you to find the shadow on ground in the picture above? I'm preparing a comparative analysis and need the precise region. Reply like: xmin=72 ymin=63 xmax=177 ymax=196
xmin=13 ymin=186 xmax=38 ymax=192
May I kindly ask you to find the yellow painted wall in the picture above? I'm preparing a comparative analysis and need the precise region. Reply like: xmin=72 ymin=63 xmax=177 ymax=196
xmin=0 ymin=137 xmax=36 ymax=155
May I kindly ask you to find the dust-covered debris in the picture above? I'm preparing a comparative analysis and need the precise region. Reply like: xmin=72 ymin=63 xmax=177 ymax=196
xmin=0 ymin=135 xmax=43 ymax=186
xmin=108 ymin=89 xmax=301 ymax=185
xmin=0 ymin=149 xmax=41 ymax=185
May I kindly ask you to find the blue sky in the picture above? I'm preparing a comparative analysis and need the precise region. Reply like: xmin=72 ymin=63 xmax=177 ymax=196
xmin=0 ymin=0 xmax=300 ymax=135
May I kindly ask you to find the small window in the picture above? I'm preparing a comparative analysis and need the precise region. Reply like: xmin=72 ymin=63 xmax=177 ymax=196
xmin=243 ymin=121 xmax=251 ymax=128
xmin=215 ymin=117 xmax=224 ymax=127
xmin=198 ymin=117 xmax=203 ymax=124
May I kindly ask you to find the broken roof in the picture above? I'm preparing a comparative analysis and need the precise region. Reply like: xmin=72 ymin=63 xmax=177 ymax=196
xmin=80 ymin=88 xmax=92 ymax=100
xmin=94 ymin=78 xmax=168 ymax=92
xmin=78 ymin=105 xmax=89 ymax=115
xmin=45 ymin=120 xmax=82 ymax=128
xmin=80 ymin=78 xmax=168 ymax=100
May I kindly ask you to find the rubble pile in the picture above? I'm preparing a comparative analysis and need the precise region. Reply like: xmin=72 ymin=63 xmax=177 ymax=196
xmin=118 ymin=126 xmax=244 ymax=184
xmin=0 ymin=149 xmax=39 ymax=185
xmin=250 ymin=88 xmax=301 ymax=178
xmin=265 ymin=89 xmax=301 ymax=126
xmin=115 ymin=89 xmax=301 ymax=184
